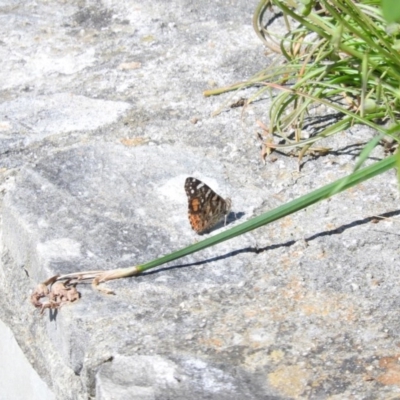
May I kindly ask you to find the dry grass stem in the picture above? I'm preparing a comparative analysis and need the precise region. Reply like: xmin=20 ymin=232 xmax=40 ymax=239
xmin=30 ymin=266 xmax=140 ymax=314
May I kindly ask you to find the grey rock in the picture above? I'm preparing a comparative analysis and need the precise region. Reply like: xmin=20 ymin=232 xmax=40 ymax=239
xmin=1 ymin=0 xmax=400 ymax=399
xmin=95 ymin=354 xmax=262 ymax=400
xmin=0 ymin=94 xmax=131 ymax=145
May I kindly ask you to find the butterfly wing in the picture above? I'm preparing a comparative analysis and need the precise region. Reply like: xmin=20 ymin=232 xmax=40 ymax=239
xmin=185 ymin=177 xmax=229 ymax=234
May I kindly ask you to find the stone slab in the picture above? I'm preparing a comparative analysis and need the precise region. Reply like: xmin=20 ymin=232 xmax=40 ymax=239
xmin=1 ymin=0 xmax=400 ymax=399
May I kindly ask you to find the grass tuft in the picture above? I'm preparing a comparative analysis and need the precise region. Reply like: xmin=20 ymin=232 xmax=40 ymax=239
xmin=205 ymin=0 xmax=400 ymax=160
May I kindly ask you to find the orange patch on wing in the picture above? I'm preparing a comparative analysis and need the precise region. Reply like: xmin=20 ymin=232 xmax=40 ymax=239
xmin=189 ymin=214 xmax=204 ymax=232
xmin=190 ymin=198 xmax=201 ymax=212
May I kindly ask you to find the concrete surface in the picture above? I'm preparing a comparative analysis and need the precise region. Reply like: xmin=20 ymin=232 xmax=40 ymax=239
xmin=0 ymin=318 xmax=54 ymax=400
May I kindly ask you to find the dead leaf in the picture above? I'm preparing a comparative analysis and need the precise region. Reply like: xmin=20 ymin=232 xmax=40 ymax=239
xmin=230 ymin=98 xmax=246 ymax=108
xmin=31 ymin=277 xmax=80 ymax=314
xmin=256 ymin=119 xmax=270 ymax=132
xmin=30 ymin=283 xmax=50 ymax=308
xmin=258 ymin=131 xmax=274 ymax=163
xmin=49 ymin=281 xmax=80 ymax=304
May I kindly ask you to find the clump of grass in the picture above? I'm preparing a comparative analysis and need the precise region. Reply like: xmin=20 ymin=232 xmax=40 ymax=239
xmin=205 ymin=0 xmax=400 ymax=161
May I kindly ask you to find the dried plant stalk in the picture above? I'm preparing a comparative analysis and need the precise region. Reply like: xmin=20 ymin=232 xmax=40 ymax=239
xmin=30 ymin=266 xmax=140 ymax=313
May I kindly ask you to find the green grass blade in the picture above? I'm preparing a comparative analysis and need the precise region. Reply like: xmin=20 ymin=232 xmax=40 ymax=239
xmin=353 ymin=133 xmax=385 ymax=172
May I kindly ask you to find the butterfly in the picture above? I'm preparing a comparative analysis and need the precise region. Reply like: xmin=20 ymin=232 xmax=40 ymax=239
xmin=184 ymin=177 xmax=232 ymax=234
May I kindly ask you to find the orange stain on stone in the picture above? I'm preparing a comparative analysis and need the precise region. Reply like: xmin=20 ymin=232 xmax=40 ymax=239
xmin=377 ymin=356 xmax=400 ymax=386
xmin=268 ymin=365 xmax=310 ymax=398
xmin=198 ymin=337 xmax=224 ymax=349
